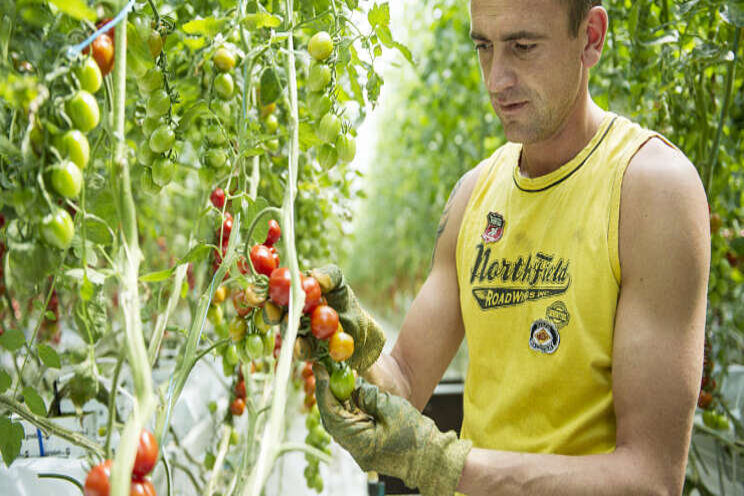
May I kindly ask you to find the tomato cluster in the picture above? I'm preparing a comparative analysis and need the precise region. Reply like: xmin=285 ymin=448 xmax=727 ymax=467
xmin=84 ymin=430 xmax=158 ymax=496
xmin=305 ymin=32 xmax=357 ymax=169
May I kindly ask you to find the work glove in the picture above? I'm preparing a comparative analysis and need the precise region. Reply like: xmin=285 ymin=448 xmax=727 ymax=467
xmin=314 ymin=365 xmax=472 ymax=496
xmin=310 ymin=264 xmax=386 ymax=372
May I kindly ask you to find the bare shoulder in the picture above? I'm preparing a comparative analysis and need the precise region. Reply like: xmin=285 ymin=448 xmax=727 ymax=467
xmin=619 ymin=136 xmax=709 ymax=279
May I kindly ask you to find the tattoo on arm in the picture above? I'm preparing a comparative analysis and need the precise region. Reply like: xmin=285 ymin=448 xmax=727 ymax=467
xmin=431 ymin=176 xmax=465 ymax=267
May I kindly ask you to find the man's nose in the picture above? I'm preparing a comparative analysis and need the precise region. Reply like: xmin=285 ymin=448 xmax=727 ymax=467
xmin=487 ymin=52 xmax=517 ymax=95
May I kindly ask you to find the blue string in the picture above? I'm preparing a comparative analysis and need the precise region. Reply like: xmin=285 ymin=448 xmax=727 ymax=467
xmin=66 ymin=0 xmax=137 ymax=59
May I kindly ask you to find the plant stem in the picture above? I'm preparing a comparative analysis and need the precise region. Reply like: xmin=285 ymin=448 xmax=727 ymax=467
xmin=206 ymin=424 xmax=232 ymax=496
xmin=0 ymin=395 xmax=105 ymax=458
xmin=706 ymin=27 xmax=741 ymax=193
xmin=104 ymin=351 xmax=124 ymax=458
xmin=37 ymin=473 xmax=84 ymax=491
xmin=148 ymin=261 xmax=188 ymax=366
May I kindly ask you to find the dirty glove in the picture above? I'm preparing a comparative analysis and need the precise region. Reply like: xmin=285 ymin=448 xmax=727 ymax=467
xmin=314 ymin=365 xmax=472 ymax=496
xmin=310 ymin=264 xmax=386 ymax=372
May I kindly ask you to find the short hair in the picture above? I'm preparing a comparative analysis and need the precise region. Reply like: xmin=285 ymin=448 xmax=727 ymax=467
xmin=560 ymin=0 xmax=603 ymax=37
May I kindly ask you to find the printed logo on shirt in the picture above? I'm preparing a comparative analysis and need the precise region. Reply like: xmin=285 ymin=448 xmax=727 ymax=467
xmin=469 ymin=244 xmax=572 ymax=310
xmin=529 ymin=319 xmax=560 ymax=354
xmin=546 ymin=301 xmax=570 ymax=329
xmin=481 ymin=212 xmax=505 ymax=243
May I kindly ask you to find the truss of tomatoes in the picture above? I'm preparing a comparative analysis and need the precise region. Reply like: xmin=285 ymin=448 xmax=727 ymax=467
xmin=84 ymin=430 xmax=158 ymax=496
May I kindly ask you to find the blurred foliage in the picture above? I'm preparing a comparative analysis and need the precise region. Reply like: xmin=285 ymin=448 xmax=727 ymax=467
xmin=347 ymin=0 xmax=743 ymax=492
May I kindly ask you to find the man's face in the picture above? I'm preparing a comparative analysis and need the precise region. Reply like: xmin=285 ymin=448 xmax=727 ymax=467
xmin=470 ymin=0 xmax=587 ymax=144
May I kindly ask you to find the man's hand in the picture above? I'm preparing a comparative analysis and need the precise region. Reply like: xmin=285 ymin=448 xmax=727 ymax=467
xmin=314 ymin=365 xmax=471 ymax=496
xmin=310 ymin=264 xmax=386 ymax=371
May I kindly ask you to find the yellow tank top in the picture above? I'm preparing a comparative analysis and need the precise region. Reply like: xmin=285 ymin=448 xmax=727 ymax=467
xmin=455 ymin=113 xmax=666 ymax=455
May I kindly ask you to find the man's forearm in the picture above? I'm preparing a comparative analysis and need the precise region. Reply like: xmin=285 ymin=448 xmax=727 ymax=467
xmin=360 ymin=353 xmax=413 ymax=404
xmin=457 ymin=447 xmax=681 ymax=496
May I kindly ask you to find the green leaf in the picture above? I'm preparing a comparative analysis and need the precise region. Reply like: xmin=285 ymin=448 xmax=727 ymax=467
xmin=182 ymin=17 xmax=229 ymax=37
xmin=299 ymin=122 xmax=321 ymax=151
xmin=393 ymin=41 xmax=413 ymax=64
xmin=724 ymin=0 xmax=744 ymax=27
xmin=139 ymin=269 xmax=175 ymax=283
xmin=22 ymin=387 xmax=47 ymax=417
xmin=0 ymin=416 xmax=24 ymax=467
xmin=0 ymin=135 xmax=21 ymax=161
xmin=260 ymin=67 xmax=282 ymax=105
xmin=47 ymin=0 xmax=96 ymax=21
xmin=180 ymin=245 xmax=212 ymax=264
xmin=242 ymin=12 xmax=282 ymax=30
xmin=0 ymin=370 xmax=11 ymax=393
xmin=37 ymin=344 xmax=61 ymax=369
xmin=80 ymin=275 xmax=94 ymax=301
xmin=0 ymin=329 xmax=25 ymax=352
xmin=368 ymin=3 xmax=390 ymax=29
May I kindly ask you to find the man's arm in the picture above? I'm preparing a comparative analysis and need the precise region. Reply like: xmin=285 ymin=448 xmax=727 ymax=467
xmin=456 ymin=139 xmax=710 ymax=495
xmin=363 ymin=162 xmax=485 ymax=410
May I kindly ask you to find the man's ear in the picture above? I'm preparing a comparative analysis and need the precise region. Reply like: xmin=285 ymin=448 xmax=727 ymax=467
xmin=582 ymin=6 xmax=608 ymax=69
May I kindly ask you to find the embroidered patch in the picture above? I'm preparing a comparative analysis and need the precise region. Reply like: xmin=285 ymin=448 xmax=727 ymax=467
xmin=481 ymin=212 xmax=505 ymax=243
xmin=529 ymin=319 xmax=560 ymax=354
xmin=546 ymin=301 xmax=570 ymax=329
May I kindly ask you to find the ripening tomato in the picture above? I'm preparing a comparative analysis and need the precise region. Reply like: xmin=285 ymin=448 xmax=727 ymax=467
xmin=250 ymin=244 xmax=277 ymax=277
xmin=210 ymin=187 xmax=226 ymax=209
xmin=318 ymin=113 xmax=341 ymax=144
xmin=235 ymin=380 xmax=246 ymax=399
xmin=329 ymin=330 xmax=354 ymax=362
xmin=304 ymin=375 xmax=316 ymax=396
xmin=307 ymin=64 xmax=331 ymax=92
xmin=59 ymin=130 xmax=90 ymax=169
xmin=133 ymin=430 xmax=158 ymax=478
xmin=214 ymin=73 xmax=235 ymax=100
xmin=336 ymin=133 xmax=357 ymax=163
xmin=214 ymin=47 xmax=236 ymax=71
xmin=85 ymin=34 xmax=114 ymax=76
xmin=41 ymin=209 xmax=75 ymax=250
xmin=76 ymin=57 xmax=102 ymax=94
xmin=229 ymin=316 xmax=247 ymax=341
xmin=308 ymin=31 xmax=334 ymax=61
xmin=67 ymin=90 xmax=100 ymax=132
xmin=230 ymin=397 xmax=246 ymax=416
xmin=254 ymin=309 xmax=271 ymax=334
xmin=268 ymin=267 xmax=291 ymax=306
xmin=95 ymin=17 xmax=115 ymax=39
xmin=301 ymin=276 xmax=322 ymax=314
xmin=698 ymin=390 xmax=713 ymax=409
xmin=129 ymin=478 xmax=156 ymax=496
xmin=265 ymin=219 xmax=281 ymax=246
xmin=50 ymin=160 xmax=83 ymax=198
xmin=301 ymin=361 xmax=314 ymax=380
xmin=146 ymin=89 xmax=170 ymax=117
xmin=310 ymin=305 xmax=339 ymax=340
xmin=262 ymin=301 xmax=283 ymax=325
xmin=213 ymin=285 xmax=227 ymax=304
xmin=149 ymin=124 xmax=175 ymax=154
xmin=148 ymin=29 xmax=163 ymax=58
xmin=330 ymin=365 xmax=355 ymax=401
xmin=84 ymin=460 xmax=112 ymax=496
xmin=151 ymin=158 xmax=175 ymax=187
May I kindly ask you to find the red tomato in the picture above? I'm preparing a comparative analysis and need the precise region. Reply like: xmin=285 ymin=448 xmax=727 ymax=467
xmin=133 ymin=430 xmax=158 ymax=478
xmin=84 ymin=34 xmax=114 ymax=76
xmin=232 ymin=290 xmax=253 ymax=318
xmin=129 ymin=479 xmax=156 ymax=496
xmin=210 ymin=188 xmax=226 ymax=209
xmin=235 ymin=380 xmax=246 ymax=399
xmin=230 ymin=397 xmax=245 ymax=416
xmin=250 ymin=244 xmax=277 ymax=277
xmin=304 ymin=375 xmax=316 ymax=396
xmin=84 ymin=460 xmax=112 ymax=496
xmin=301 ymin=276 xmax=322 ymax=314
xmin=311 ymin=305 xmax=339 ymax=340
xmin=265 ymin=219 xmax=281 ymax=246
xmin=301 ymin=361 xmax=314 ymax=380
xmin=269 ymin=246 xmax=280 ymax=267
xmin=237 ymin=255 xmax=250 ymax=275
xmin=95 ymin=18 xmax=115 ymax=40
xmin=268 ymin=267 xmax=291 ymax=306
xmin=219 ymin=213 xmax=233 ymax=239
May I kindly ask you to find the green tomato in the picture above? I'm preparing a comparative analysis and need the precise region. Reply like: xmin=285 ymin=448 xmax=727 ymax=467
xmin=308 ymin=93 xmax=332 ymax=119
xmin=59 ymin=130 xmax=90 ymax=169
xmin=149 ymin=124 xmax=175 ymax=153
xmin=137 ymin=141 xmax=157 ymax=165
xmin=143 ymin=115 xmax=165 ymax=136
xmin=204 ymin=452 xmax=216 ymax=470
xmin=148 ymin=29 xmax=163 ymax=58
xmin=146 ymin=89 xmax=170 ymax=117
xmin=151 ymin=157 xmax=176 ymax=186
xmin=308 ymin=31 xmax=334 ymax=61
xmin=266 ymin=139 xmax=280 ymax=153
xmin=244 ymin=333 xmax=264 ymax=361
xmin=215 ymin=101 xmax=232 ymax=121
xmin=67 ymin=90 xmax=100 ymax=132
xmin=40 ymin=209 xmax=75 ymax=250
xmin=208 ymin=304 xmax=224 ymax=325
xmin=50 ymin=160 xmax=83 ymax=198
xmin=207 ymin=401 xmax=218 ymax=414
xmin=307 ymin=64 xmax=332 ymax=92
xmin=213 ymin=47 xmax=236 ymax=72
xmin=229 ymin=429 xmax=239 ymax=446
xmin=317 ymin=144 xmax=338 ymax=169
xmin=336 ymin=133 xmax=357 ymax=163
xmin=215 ymin=322 xmax=229 ymax=339
xmin=305 ymin=411 xmax=319 ymax=430
xmin=205 ymin=149 xmax=228 ymax=169
xmin=222 ymin=357 xmax=234 ymax=377
xmin=223 ymin=344 xmax=239 ymax=367
xmin=138 ymin=68 xmax=163 ymax=94
xmin=318 ymin=113 xmax=341 ymax=143
xmin=140 ymin=167 xmax=162 ymax=195
xmin=262 ymin=330 xmax=274 ymax=356
xmin=330 ymin=365 xmax=355 ymax=401
xmin=214 ymin=73 xmax=235 ymax=100
xmin=76 ymin=57 xmax=102 ymax=94
xmin=263 ymin=114 xmax=279 ymax=134
xmin=206 ymin=125 xmax=227 ymax=145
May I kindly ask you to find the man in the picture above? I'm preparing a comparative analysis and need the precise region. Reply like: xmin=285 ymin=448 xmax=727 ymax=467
xmin=311 ymin=1 xmax=710 ymax=494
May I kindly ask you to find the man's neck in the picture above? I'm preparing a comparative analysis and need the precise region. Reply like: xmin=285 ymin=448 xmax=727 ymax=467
xmin=520 ymin=96 xmax=606 ymax=179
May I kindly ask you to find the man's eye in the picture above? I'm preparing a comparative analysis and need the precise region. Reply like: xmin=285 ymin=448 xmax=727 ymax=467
xmin=475 ymin=43 xmax=492 ymax=52
xmin=515 ymin=43 xmax=537 ymax=52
